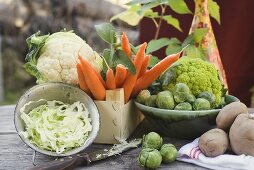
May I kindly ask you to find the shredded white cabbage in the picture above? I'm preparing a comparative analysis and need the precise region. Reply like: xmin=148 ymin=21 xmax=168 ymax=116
xmin=19 ymin=100 xmax=92 ymax=154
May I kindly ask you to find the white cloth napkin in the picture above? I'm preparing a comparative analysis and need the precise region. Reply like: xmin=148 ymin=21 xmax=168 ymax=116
xmin=177 ymin=138 xmax=254 ymax=170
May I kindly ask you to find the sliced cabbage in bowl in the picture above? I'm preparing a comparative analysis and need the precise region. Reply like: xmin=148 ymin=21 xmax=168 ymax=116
xmin=19 ymin=100 xmax=92 ymax=154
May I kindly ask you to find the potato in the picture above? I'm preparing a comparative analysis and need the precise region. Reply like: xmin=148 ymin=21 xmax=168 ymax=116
xmin=229 ymin=114 xmax=254 ymax=156
xmin=198 ymin=128 xmax=229 ymax=157
xmin=216 ymin=102 xmax=248 ymax=131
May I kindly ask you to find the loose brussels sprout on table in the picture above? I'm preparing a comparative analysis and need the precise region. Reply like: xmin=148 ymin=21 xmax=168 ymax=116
xmin=156 ymin=91 xmax=175 ymax=109
xmin=142 ymin=132 xmax=163 ymax=150
xmin=138 ymin=132 xmax=178 ymax=168
xmin=145 ymin=95 xmax=157 ymax=107
xmin=160 ymin=144 xmax=178 ymax=163
xmin=174 ymin=102 xmax=192 ymax=110
xmin=136 ymin=90 xmax=151 ymax=104
xmin=138 ymin=148 xmax=162 ymax=169
xmin=193 ymin=98 xmax=211 ymax=110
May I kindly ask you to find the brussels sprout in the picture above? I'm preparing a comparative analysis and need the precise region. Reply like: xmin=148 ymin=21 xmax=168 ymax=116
xmin=160 ymin=144 xmax=178 ymax=163
xmin=145 ymin=95 xmax=157 ymax=107
xmin=142 ymin=132 xmax=163 ymax=150
xmin=198 ymin=91 xmax=216 ymax=106
xmin=173 ymin=92 xmax=188 ymax=103
xmin=136 ymin=90 xmax=151 ymax=104
xmin=174 ymin=102 xmax=192 ymax=110
xmin=156 ymin=91 xmax=175 ymax=109
xmin=173 ymin=83 xmax=191 ymax=103
xmin=174 ymin=83 xmax=190 ymax=93
xmin=193 ymin=98 xmax=211 ymax=110
xmin=186 ymin=94 xmax=196 ymax=104
xmin=138 ymin=148 xmax=162 ymax=169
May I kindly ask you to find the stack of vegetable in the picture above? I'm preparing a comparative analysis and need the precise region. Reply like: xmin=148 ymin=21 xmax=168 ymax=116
xmin=136 ymin=57 xmax=227 ymax=110
xmin=198 ymin=102 xmax=254 ymax=157
xmin=24 ymin=24 xmax=182 ymax=103
xmin=75 ymin=23 xmax=182 ymax=103
xmin=138 ymin=132 xmax=178 ymax=169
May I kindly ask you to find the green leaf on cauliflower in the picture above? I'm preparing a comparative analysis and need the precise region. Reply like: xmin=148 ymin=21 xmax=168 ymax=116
xmin=25 ymin=31 xmax=49 ymax=64
xmin=23 ymin=62 xmax=42 ymax=82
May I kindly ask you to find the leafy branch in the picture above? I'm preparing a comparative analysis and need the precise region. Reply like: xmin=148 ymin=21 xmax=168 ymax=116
xmin=111 ymin=0 xmax=220 ymax=60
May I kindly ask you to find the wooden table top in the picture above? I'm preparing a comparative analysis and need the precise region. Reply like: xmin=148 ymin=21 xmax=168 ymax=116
xmin=0 ymin=105 xmax=209 ymax=170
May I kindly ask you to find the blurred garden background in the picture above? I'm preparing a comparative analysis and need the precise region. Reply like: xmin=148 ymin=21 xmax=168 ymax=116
xmin=0 ymin=0 xmax=254 ymax=106
xmin=0 ymin=0 xmax=138 ymax=105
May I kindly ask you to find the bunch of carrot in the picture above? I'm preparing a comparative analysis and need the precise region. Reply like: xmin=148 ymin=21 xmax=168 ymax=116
xmin=76 ymin=32 xmax=182 ymax=103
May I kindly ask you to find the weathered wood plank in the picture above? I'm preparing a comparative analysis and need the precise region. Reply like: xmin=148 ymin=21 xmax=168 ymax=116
xmin=0 ymin=134 xmax=207 ymax=170
xmin=0 ymin=105 xmax=16 ymax=133
xmin=0 ymin=35 xmax=3 ymax=102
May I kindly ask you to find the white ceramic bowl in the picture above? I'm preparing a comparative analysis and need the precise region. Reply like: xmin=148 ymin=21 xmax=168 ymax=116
xmin=14 ymin=83 xmax=100 ymax=156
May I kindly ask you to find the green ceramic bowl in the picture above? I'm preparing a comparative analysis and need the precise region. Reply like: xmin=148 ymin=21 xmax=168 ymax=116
xmin=134 ymin=95 xmax=239 ymax=139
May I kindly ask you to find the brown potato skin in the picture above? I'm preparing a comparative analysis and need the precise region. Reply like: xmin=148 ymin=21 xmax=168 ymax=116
xmin=198 ymin=128 xmax=229 ymax=157
xmin=216 ymin=102 xmax=248 ymax=131
xmin=229 ymin=114 xmax=254 ymax=156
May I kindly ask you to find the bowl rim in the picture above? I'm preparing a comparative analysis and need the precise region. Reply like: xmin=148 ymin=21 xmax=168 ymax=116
xmin=134 ymin=101 xmax=221 ymax=117
xmin=14 ymin=82 xmax=100 ymax=157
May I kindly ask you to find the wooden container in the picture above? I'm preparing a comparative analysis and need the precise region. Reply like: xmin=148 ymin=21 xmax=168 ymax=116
xmin=94 ymin=88 xmax=143 ymax=144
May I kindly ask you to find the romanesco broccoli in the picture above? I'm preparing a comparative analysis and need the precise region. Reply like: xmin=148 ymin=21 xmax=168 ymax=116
xmin=160 ymin=57 xmax=223 ymax=107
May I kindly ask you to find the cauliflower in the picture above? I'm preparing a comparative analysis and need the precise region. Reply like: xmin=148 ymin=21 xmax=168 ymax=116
xmin=24 ymin=31 xmax=103 ymax=84
xmin=160 ymin=57 xmax=223 ymax=107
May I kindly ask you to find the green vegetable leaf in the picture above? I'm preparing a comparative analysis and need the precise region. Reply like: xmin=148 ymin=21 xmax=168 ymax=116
xmin=162 ymin=15 xmax=182 ymax=31
xmin=182 ymin=28 xmax=208 ymax=47
xmin=23 ymin=62 xmax=42 ymax=82
xmin=130 ymin=44 xmax=139 ymax=54
xmin=102 ymin=49 xmax=112 ymax=73
xmin=114 ymin=50 xmax=136 ymax=75
xmin=140 ymin=1 xmax=160 ymax=13
xmin=193 ymin=28 xmax=208 ymax=43
xmin=184 ymin=45 xmax=205 ymax=59
xmin=127 ymin=0 xmax=157 ymax=5
xmin=143 ymin=9 xmax=159 ymax=18
xmin=95 ymin=23 xmax=116 ymax=44
xmin=146 ymin=38 xmax=173 ymax=54
xmin=208 ymin=0 xmax=220 ymax=24
xmin=168 ymin=0 xmax=192 ymax=14
xmin=25 ymin=31 xmax=49 ymax=63
xmin=148 ymin=55 xmax=160 ymax=67
xmin=165 ymin=38 xmax=183 ymax=55
xmin=24 ymin=31 xmax=49 ymax=81
xmin=166 ymin=44 xmax=182 ymax=55
xmin=110 ymin=11 xmax=143 ymax=26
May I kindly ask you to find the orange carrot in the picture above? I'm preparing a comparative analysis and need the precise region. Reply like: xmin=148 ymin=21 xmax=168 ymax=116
xmin=95 ymin=70 xmax=106 ymax=87
xmin=76 ymin=62 xmax=92 ymax=96
xmin=115 ymin=65 xmax=127 ymax=88
xmin=121 ymin=32 xmax=132 ymax=58
xmin=123 ymin=42 xmax=147 ymax=103
xmin=106 ymin=68 xmax=116 ymax=90
xmin=132 ymin=51 xmax=182 ymax=97
xmin=138 ymin=55 xmax=151 ymax=78
xmin=78 ymin=56 xmax=106 ymax=100
xmin=78 ymin=54 xmax=106 ymax=87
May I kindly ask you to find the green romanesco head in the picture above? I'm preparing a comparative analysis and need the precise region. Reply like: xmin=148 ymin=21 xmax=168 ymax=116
xmin=160 ymin=57 xmax=223 ymax=107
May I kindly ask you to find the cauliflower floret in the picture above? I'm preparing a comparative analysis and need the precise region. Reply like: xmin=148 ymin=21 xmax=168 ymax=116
xmin=160 ymin=57 xmax=223 ymax=107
